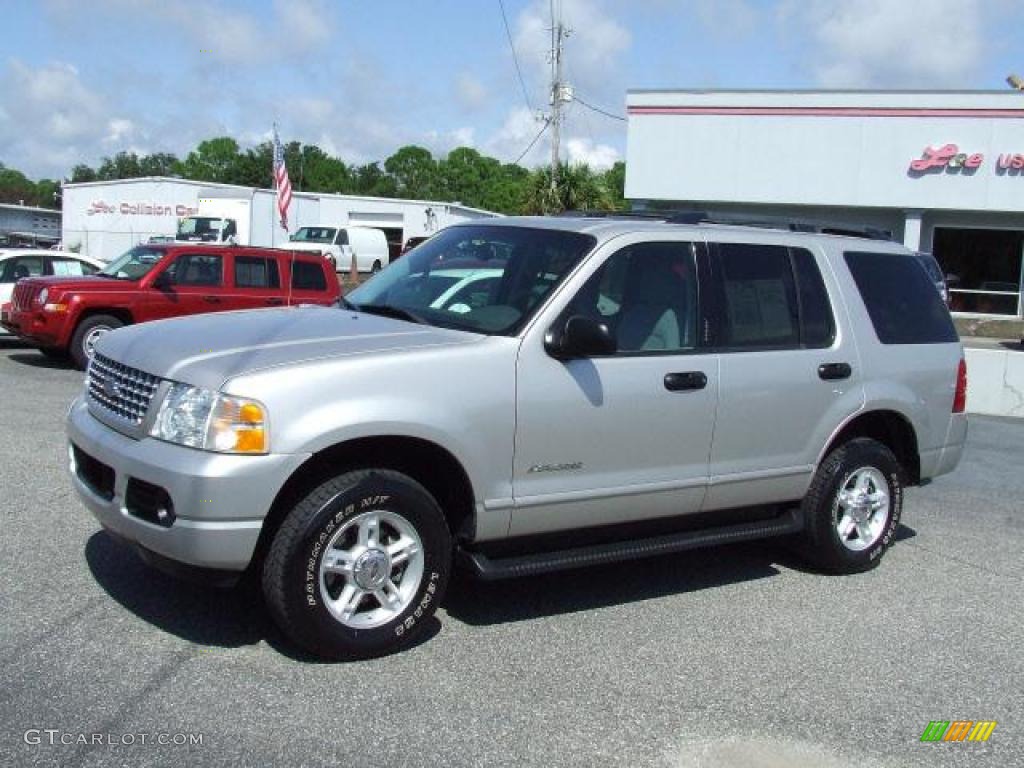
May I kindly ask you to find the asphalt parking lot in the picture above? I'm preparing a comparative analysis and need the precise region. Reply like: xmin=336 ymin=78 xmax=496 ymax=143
xmin=0 ymin=339 xmax=1021 ymax=768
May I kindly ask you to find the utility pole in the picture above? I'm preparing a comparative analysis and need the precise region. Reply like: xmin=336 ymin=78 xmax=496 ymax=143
xmin=548 ymin=3 xmax=570 ymax=193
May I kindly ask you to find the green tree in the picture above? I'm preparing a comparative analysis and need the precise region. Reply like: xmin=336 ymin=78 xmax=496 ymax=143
xmin=36 ymin=178 xmax=61 ymax=210
xmin=0 ymin=164 xmax=39 ymax=205
xmin=296 ymin=144 xmax=352 ymax=194
xmin=69 ymin=164 xmax=98 ymax=183
xmin=524 ymin=163 xmax=612 ymax=214
xmin=96 ymin=151 xmax=144 ymax=180
xmin=139 ymin=152 xmax=180 ymax=177
xmin=352 ymin=162 xmax=397 ymax=197
xmin=384 ymin=145 xmax=439 ymax=199
xmin=602 ymin=161 xmax=626 ymax=210
xmin=178 ymin=137 xmax=243 ymax=183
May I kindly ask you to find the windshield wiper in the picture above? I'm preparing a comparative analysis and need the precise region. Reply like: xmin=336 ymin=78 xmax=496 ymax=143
xmin=356 ymin=304 xmax=425 ymax=325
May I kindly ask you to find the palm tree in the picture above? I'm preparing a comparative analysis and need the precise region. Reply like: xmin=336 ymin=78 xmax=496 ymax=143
xmin=523 ymin=163 xmax=613 ymax=214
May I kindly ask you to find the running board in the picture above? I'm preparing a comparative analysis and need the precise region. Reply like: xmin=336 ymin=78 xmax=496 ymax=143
xmin=458 ymin=507 xmax=803 ymax=580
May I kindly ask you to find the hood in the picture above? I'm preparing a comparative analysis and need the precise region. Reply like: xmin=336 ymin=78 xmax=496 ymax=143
xmin=19 ymin=275 xmax=129 ymax=293
xmin=287 ymin=242 xmax=336 ymax=254
xmin=94 ymin=305 xmax=477 ymax=390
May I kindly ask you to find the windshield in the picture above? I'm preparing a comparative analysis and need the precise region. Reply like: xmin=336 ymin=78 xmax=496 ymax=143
xmin=177 ymin=217 xmax=232 ymax=241
xmin=292 ymin=227 xmax=338 ymax=244
xmin=99 ymin=246 xmax=168 ymax=280
xmin=346 ymin=224 xmax=595 ymax=335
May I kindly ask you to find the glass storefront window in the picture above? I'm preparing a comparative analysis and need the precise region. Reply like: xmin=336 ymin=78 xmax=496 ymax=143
xmin=932 ymin=227 xmax=1023 ymax=316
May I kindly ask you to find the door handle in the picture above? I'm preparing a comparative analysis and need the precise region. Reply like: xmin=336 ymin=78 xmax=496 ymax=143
xmin=202 ymin=295 xmax=221 ymax=304
xmin=818 ymin=362 xmax=852 ymax=381
xmin=265 ymin=298 xmax=284 ymax=306
xmin=664 ymin=371 xmax=707 ymax=391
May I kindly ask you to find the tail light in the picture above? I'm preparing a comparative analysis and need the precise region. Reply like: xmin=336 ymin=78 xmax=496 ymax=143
xmin=952 ymin=357 xmax=967 ymax=413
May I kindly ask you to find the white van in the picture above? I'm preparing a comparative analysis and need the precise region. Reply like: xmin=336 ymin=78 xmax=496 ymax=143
xmin=289 ymin=226 xmax=390 ymax=273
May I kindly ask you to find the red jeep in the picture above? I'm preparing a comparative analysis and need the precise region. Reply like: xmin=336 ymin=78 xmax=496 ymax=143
xmin=1 ymin=243 xmax=340 ymax=368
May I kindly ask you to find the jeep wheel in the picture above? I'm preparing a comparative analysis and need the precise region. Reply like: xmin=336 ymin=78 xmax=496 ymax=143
xmin=70 ymin=314 xmax=124 ymax=369
xmin=799 ymin=437 xmax=903 ymax=574
xmin=262 ymin=469 xmax=452 ymax=659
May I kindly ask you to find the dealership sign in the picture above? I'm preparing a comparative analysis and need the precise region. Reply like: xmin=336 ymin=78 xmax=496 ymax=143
xmin=86 ymin=200 xmax=199 ymax=217
xmin=910 ymin=144 xmax=1024 ymax=173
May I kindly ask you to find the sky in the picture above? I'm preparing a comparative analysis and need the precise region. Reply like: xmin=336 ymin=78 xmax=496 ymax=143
xmin=1 ymin=0 xmax=1022 ymax=180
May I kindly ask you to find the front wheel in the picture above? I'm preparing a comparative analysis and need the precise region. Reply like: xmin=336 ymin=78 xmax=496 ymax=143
xmin=262 ymin=469 xmax=452 ymax=659
xmin=799 ymin=438 xmax=903 ymax=574
xmin=70 ymin=314 xmax=124 ymax=369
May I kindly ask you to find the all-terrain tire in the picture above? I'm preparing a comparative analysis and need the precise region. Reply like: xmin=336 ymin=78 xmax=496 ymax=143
xmin=262 ymin=469 xmax=452 ymax=660
xmin=800 ymin=437 xmax=903 ymax=574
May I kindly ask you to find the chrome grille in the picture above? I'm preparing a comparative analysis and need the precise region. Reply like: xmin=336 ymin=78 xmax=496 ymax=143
xmin=87 ymin=353 xmax=161 ymax=425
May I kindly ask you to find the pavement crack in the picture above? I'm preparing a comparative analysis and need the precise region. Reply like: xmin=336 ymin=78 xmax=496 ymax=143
xmin=903 ymin=540 xmax=1019 ymax=580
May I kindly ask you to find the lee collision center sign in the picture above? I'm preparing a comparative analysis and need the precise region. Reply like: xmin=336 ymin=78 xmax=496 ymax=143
xmin=86 ymin=200 xmax=199 ymax=217
xmin=910 ymin=144 xmax=1024 ymax=173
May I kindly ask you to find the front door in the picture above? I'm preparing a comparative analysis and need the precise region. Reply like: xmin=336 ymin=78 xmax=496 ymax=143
xmin=511 ymin=238 xmax=719 ymax=537
xmin=142 ymin=252 xmax=226 ymax=321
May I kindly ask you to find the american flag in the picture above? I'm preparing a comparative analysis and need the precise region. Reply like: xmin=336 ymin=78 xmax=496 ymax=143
xmin=272 ymin=126 xmax=292 ymax=230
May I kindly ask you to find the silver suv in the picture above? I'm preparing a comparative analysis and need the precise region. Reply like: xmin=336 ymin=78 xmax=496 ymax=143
xmin=66 ymin=216 xmax=968 ymax=659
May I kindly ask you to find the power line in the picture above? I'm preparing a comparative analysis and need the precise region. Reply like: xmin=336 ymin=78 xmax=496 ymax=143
xmin=497 ymin=0 xmax=534 ymax=112
xmin=573 ymin=95 xmax=627 ymax=122
xmin=513 ymin=120 xmax=550 ymax=165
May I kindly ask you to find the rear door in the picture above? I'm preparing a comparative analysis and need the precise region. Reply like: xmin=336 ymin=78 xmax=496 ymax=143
xmin=703 ymin=238 xmax=864 ymax=511
xmin=230 ymin=253 xmax=284 ymax=310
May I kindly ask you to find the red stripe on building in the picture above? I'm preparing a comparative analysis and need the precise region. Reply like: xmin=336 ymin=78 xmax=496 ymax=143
xmin=627 ymin=106 xmax=1024 ymax=118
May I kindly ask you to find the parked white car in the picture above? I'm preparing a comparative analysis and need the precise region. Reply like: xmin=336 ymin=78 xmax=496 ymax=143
xmin=0 ymin=250 xmax=104 ymax=334
xmin=288 ymin=226 xmax=390 ymax=274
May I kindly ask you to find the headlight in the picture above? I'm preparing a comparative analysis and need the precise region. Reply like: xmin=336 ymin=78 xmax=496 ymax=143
xmin=36 ymin=288 xmax=49 ymax=306
xmin=150 ymin=383 xmax=268 ymax=454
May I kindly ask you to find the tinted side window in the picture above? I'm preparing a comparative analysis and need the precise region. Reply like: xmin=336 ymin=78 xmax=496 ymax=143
xmin=291 ymin=260 xmax=327 ymax=291
xmin=844 ymin=251 xmax=958 ymax=344
xmin=235 ymin=256 xmax=280 ymax=288
xmin=167 ymin=254 xmax=223 ymax=286
xmin=1 ymin=256 xmax=44 ymax=283
xmin=336 ymin=230 xmax=348 ymax=246
xmin=791 ymin=248 xmax=835 ymax=347
xmin=716 ymin=244 xmax=799 ymax=349
xmin=565 ymin=242 xmax=698 ymax=353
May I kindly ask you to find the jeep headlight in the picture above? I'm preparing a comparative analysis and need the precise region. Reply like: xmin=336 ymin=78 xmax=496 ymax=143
xmin=150 ymin=383 xmax=268 ymax=454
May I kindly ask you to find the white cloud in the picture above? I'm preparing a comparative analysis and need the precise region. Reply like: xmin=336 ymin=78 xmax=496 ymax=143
xmin=483 ymin=107 xmax=548 ymax=166
xmin=780 ymin=0 xmax=988 ymax=87
xmin=565 ymin=137 xmax=619 ymax=170
xmin=455 ymin=73 xmax=488 ymax=110
xmin=514 ymin=0 xmax=630 ymax=102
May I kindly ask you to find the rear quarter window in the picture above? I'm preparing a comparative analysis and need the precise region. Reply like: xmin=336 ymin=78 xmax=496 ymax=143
xmin=844 ymin=250 xmax=958 ymax=344
xmin=291 ymin=259 xmax=328 ymax=291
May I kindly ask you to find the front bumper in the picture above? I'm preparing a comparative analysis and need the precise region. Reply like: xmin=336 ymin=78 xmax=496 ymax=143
xmin=4 ymin=306 xmax=62 ymax=346
xmin=67 ymin=396 xmax=309 ymax=572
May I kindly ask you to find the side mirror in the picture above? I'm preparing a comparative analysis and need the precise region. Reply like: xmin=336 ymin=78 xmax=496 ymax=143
xmin=544 ymin=315 xmax=616 ymax=360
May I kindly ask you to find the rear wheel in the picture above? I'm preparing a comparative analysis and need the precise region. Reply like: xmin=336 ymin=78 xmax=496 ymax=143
xmin=262 ymin=469 xmax=452 ymax=659
xmin=70 ymin=314 xmax=123 ymax=369
xmin=800 ymin=438 xmax=903 ymax=573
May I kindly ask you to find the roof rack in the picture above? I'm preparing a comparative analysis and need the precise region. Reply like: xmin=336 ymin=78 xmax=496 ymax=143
xmin=556 ymin=209 xmax=893 ymax=241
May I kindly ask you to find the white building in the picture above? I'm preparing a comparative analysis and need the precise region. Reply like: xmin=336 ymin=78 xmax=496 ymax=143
xmin=0 ymin=202 xmax=61 ymax=247
xmin=625 ymin=90 xmax=1024 ymax=318
xmin=61 ymin=177 xmax=498 ymax=264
